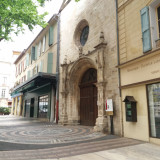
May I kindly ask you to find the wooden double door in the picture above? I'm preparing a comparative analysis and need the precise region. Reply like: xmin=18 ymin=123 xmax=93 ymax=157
xmin=79 ymin=68 xmax=98 ymax=126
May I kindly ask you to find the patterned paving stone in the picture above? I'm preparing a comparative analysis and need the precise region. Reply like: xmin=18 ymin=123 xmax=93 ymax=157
xmin=0 ymin=116 xmax=105 ymax=144
xmin=0 ymin=115 xmax=145 ymax=160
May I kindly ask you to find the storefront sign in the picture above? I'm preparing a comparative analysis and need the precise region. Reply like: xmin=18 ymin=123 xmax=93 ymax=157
xmin=105 ymin=99 xmax=113 ymax=115
xmin=121 ymin=53 xmax=160 ymax=86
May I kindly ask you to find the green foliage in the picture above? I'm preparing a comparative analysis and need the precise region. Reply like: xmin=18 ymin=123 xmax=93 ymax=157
xmin=0 ymin=0 xmax=48 ymax=41
xmin=0 ymin=0 xmax=80 ymax=42
xmin=0 ymin=107 xmax=10 ymax=114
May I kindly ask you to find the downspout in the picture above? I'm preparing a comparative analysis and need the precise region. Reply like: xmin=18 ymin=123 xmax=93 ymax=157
xmin=115 ymin=0 xmax=124 ymax=136
xmin=55 ymin=13 xmax=61 ymax=123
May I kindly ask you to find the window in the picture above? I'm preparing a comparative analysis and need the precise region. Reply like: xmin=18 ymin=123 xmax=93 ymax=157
xmin=42 ymin=36 xmax=46 ymax=53
xmin=74 ymin=19 xmax=89 ymax=47
xmin=148 ymin=1 xmax=160 ymax=49
xmin=31 ymin=46 xmax=35 ymax=61
xmin=140 ymin=6 xmax=152 ymax=52
xmin=49 ymin=26 xmax=54 ymax=46
xmin=47 ymin=53 xmax=53 ymax=73
xmin=1 ymin=89 xmax=6 ymax=98
xmin=80 ymin=26 xmax=89 ymax=46
xmin=39 ymin=60 xmax=43 ymax=72
xmin=157 ymin=6 xmax=160 ymax=38
xmin=148 ymin=83 xmax=160 ymax=138
xmin=38 ymin=41 xmax=42 ymax=57
xmin=38 ymin=95 xmax=48 ymax=118
xmin=33 ymin=66 xmax=37 ymax=75
xmin=3 ymin=77 xmax=7 ymax=84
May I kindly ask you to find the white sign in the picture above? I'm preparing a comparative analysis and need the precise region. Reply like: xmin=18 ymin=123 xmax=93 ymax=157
xmin=105 ymin=99 xmax=113 ymax=112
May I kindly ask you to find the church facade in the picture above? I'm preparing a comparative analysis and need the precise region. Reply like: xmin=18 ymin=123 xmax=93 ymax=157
xmin=58 ymin=0 xmax=121 ymax=135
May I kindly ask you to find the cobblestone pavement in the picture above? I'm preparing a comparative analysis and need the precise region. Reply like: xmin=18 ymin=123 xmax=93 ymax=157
xmin=1 ymin=115 xmax=159 ymax=160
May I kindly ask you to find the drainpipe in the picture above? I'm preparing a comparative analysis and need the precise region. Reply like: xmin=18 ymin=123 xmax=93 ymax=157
xmin=55 ymin=13 xmax=61 ymax=123
xmin=115 ymin=0 xmax=124 ymax=137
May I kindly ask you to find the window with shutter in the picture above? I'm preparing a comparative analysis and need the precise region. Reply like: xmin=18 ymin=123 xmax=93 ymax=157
xmin=140 ymin=6 xmax=152 ymax=52
xmin=47 ymin=53 xmax=53 ymax=73
xmin=48 ymin=26 xmax=54 ymax=46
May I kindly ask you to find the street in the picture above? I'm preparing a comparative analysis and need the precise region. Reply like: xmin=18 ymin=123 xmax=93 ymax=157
xmin=0 ymin=115 xmax=160 ymax=160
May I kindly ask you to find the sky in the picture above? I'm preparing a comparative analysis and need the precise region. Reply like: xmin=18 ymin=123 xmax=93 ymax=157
xmin=0 ymin=0 xmax=63 ymax=61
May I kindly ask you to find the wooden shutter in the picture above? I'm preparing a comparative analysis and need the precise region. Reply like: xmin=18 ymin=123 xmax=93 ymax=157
xmin=27 ymin=70 xmax=30 ymax=80
xmin=35 ymin=46 xmax=37 ymax=60
xmin=38 ymin=41 xmax=41 ymax=57
xmin=26 ymin=54 xmax=29 ymax=66
xmin=140 ymin=6 xmax=152 ymax=52
xmin=47 ymin=53 xmax=53 ymax=73
xmin=48 ymin=26 xmax=54 ymax=46
xmin=39 ymin=60 xmax=43 ymax=72
xmin=42 ymin=36 xmax=46 ymax=52
xmin=16 ymin=67 xmax=17 ymax=76
xmin=31 ymin=46 xmax=35 ymax=61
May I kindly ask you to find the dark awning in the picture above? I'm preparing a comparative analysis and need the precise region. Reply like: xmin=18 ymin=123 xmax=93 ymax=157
xmin=11 ymin=72 xmax=57 ymax=97
xmin=123 ymin=96 xmax=137 ymax=103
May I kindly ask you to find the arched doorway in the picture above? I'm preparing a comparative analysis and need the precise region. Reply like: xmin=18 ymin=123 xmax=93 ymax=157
xmin=79 ymin=68 xmax=98 ymax=126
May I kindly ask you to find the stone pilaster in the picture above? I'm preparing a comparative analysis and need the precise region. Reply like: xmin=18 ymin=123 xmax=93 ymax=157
xmin=59 ymin=61 xmax=69 ymax=124
xmin=59 ymin=91 xmax=68 ymax=124
xmin=94 ymin=32 xmax=108 ymax=132
xmin=94 ymin=82 xmax=108 ymax=132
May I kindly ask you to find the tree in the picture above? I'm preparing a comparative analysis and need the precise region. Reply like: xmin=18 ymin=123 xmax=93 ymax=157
xmin=0 ymin=0 xmax=80 ymax=42
xmin=0 ymin=0 xmax=48 ymax=42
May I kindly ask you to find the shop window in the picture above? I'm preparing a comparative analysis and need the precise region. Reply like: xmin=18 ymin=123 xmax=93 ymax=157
xmin=38 ymin=95 xmax=48 ymax=118
xmin=148 ymin=83 xmax=160 ymax=138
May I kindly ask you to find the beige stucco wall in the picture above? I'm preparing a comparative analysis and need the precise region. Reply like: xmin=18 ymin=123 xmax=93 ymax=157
xmin=122 ymin=85 xmax=150 ymax=141
xmin=59 ymin=0 xmax=121 ymax=135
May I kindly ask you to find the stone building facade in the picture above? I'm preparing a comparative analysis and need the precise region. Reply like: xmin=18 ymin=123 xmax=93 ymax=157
xmin=59 ymin=0 xmax=121 ymax=135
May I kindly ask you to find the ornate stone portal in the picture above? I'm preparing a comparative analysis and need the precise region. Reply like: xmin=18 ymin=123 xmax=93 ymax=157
xmin=59 ymin=32 xmax=109 ymax=132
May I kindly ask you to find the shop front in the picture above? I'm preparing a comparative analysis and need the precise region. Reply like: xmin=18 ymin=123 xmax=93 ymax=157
xmin=120 ymin=50 xmax=160 ymax=144
xmin=11 ymin=72 xmax=56 ymax=121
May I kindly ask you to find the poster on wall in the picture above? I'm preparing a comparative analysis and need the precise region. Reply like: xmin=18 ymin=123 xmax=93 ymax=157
xmin=105 ymin=99 xmax=113 ymax=115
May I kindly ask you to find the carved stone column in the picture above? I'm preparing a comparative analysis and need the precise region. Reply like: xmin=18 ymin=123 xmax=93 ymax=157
xmin=94 ymin=82 xmax=108 ymax=132
xmin=94 ymin=32 xmax=108 ymax=132
xmin=59 ymin=57 xmax=68 ymax=124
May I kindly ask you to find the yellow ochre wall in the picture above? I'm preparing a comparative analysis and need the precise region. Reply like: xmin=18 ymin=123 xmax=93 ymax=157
xmin=118 ymin=0 xmax=160 ymax=143
xmin=122 ymin=85 xmax=149 ymax=141
xmin=118 ymin=0 xmax=152 ymax=63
